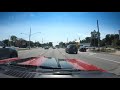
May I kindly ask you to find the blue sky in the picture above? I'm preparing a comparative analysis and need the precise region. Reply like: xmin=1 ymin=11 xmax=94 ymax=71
xmin=0 ymin=12 xmax=120 ymax=45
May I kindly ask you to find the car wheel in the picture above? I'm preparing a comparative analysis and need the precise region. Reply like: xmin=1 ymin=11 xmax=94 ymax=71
xmin=10 ymin=52 xmax=18 ymax=58
xmin=65 ymin=50 xmax=67 ymax=53
xmin=67 ymin=51 xmax=69 ymax=54
xmin=75 ymin=51 xmax=78 ymax=54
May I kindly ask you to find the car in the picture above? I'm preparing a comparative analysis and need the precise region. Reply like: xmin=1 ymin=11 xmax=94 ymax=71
xmin=0 ymin=56 xmax=119 ymax=78
xmin=65 ymin=44 xmax=78 ymax=54
xmin=52 ymin=47 xmax=56 ymax=49
xmin=0 ymin=41 xmax=18 ymax=60
xmin=44 ymin=46 xmax=49 ymax=49
xmin=79 ymin=46 xmax=86 ymax=52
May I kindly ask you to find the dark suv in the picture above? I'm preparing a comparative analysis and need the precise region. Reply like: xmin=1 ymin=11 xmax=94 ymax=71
xmin=65 ymin=44 xmax=78 ymax=54
xmin=0 ymin=41 xmax=18 ymax=60
xmin=79 ymin=46 xmax=86 ymax=52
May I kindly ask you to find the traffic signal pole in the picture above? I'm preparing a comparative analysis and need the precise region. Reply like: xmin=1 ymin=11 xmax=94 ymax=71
xmin=97 ymin=20 xmax=100 ymax=49
xmin=29 ymin=27 xmax=31 ymax=49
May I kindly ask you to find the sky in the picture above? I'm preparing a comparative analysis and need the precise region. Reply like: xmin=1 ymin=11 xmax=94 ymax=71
xmin=0 ymin=12 xmax=120 ymax=45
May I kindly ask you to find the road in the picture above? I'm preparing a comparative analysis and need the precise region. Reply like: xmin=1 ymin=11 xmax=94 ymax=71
xmin=18 ymin=48 xmax=120 ymax=75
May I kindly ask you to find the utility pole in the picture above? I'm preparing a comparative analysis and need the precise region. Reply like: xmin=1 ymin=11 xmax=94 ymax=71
xmin=114 ymin=31 xmax=116 ymax=48
xmin=9 ymin=35 xmax=11 ymax=46
xmin=42 ymin=38 xmax=43 ymax=44
xmin=67 ymin=38 xmax=68 ymax=43
xmin=119 ymin=30 xmax=120 ymax=40
xmin=29 ymin=27 xmax=31 ymax=49
xmin=97 ymin=20 xmax=100 ymax=49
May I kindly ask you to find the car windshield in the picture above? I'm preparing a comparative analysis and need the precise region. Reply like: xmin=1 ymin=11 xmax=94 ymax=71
xmin=0 ymin=12 xmax=120 ymax=78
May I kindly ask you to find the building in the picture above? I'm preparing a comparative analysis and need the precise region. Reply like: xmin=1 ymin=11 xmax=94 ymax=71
xmin=80 ymin=43 xmax=90 ymax=47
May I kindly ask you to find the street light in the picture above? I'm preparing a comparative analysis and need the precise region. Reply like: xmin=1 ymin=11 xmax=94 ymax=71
xmin=118 ymin=30 xmax=120 ymax=40
xmin=20 ymin=28 xmax=41 ymax=49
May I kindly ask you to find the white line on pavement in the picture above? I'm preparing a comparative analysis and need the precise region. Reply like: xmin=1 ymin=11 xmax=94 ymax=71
xmin=89 ymin=53 xmax=96 ymax=55
xmin=57 ymin=49 xmax=120 ymax=64
xmin=78 ymin=52 xmax=96 ymax=55
xmin=92 ymin=56 xmax=120 ymax=64
xmin=78 ymin=52 xmax=120 ymax=64
xmin=57 ymin=49 xmax=67 ymax=58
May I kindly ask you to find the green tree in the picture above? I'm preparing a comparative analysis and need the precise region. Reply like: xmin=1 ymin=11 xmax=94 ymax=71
xmin=90 ymin=38 xmax=98 ymax=47
xmin=100 ymin=38 xmax=106 ymax=47
xmin=10 ymin=35 xmax=17 ymax=46
xmin=48 ymin=42 xmax=53 ymax=47
xmin=2 ymin=39 xmax=9 ymax=46
xmin=34 ymin=41 xmax=41 ymax=47
xmin=105 ymin=34 xmax=110 ymax=45
xmin=59 ymin=42 xmax=63 ymax=48
xmin=10 ymin=35 xmax=17 ymax=42
xmin=116 ymin=40 xmax=120 ymax=46
xmin=85 ymin=37 xmax=91 ymax=43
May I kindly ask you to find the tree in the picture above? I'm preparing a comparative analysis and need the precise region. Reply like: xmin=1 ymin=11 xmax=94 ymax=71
xmin=29 ymin=41 xmax=34 ymax=47
xmin=100 ymin=38 xmax=106 ymax=47
xmin=90 ymin=38 xmax=98 ymax=47
xmin=116 ymin=40 xmax=120 ymax=46
xmin=59 ymin=42 xmax=63 ymax=48
xmin=48 ymin=42 xmax=53 ymax=47
xmin=10 ymin=35 xmax=17 ymax=42
xmin=105 ymin=34 xmax=110 ymax=45
xmin=10 ymin=35 xmax=17 ymax=46
xmin=62 ymin=43 xmax=66 ymax=48
xmin=34 ymin=41 xmax=41 ymax=47
xmin=2 ymin=39 xmax=9 ymax=46
xmin=85 ymin=37 xmax=91 ymax=43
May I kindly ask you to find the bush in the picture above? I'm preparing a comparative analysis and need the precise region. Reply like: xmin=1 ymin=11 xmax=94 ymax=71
xmin=115 ymin=46 xmax=120 ymax=50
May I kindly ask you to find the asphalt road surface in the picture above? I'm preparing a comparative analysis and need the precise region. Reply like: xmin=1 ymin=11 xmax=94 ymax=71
xmin=18 ymin=48 xmax=120 ymax=75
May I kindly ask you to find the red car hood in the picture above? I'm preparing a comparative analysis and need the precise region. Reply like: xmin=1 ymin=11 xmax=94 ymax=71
xmin=0 ymin=56 xmax=106 ymax=72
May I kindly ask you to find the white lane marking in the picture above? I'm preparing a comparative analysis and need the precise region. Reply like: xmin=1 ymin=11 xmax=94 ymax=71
xmin=78 ymin=52 xmax=96 ymax=56
xmin=78 ymin=51 xmax=120 ymax=64
xmin=89 ymin=53 xmax=96 ymax=55
xmin=18 ymin=51 xmax=24 ymax=52
xmin=57 ymin=49 xmax=67 ymax=58
xmin=61 ymin=50 xmax=120 ymax=64
xmin=38 ymin=49 xmax=49 ymax=56
xmin=92 ymin=56 xmax=120 ymax=64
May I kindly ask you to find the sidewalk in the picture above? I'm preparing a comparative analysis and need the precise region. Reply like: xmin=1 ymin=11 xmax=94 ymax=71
xmin=110 ymin=51 xmax=120 ymax=56
xmin=88 ymin=49 xmax=120 ymax=56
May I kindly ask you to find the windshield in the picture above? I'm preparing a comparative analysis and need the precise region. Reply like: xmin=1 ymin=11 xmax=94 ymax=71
xmin=0 ymin=12 xmax=120 ymax=78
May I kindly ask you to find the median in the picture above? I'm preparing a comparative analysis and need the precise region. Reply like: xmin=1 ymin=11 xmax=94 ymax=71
xmin=89 ymin=47 xmax=116 ymax=53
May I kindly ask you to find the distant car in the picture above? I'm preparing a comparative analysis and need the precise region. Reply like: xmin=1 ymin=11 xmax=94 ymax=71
xmin=84 ymin=46 xmax=90 ymax=49
xmin=52 ymin=47 xmax=56 ymax=49
xmin=79 ymin=46 xmax=86 ymax=52
xmin=65 ymin=44 xmax=78 ymax=54
xmin=44 ymin=46 xmax=49 ymax=49
xmin=0 ymin=41 xmax=18 ymax=60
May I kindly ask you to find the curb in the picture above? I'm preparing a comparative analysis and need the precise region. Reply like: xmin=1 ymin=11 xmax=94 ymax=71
xmin=89 ymin=51 xmax=120 ymax=56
